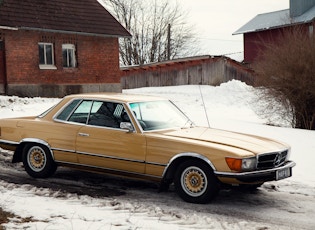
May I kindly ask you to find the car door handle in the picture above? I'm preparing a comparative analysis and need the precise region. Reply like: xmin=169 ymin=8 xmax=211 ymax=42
xmin=78 ymin=132 xmax=90 ymax=137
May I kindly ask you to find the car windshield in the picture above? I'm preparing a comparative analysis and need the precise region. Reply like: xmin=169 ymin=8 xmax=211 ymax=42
xmin=129 ymin=100 xmax=193 ymax=131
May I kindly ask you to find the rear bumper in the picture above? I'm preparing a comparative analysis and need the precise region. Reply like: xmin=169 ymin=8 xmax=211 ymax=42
xmin=215 ymin=161 xmax=296 ymax=183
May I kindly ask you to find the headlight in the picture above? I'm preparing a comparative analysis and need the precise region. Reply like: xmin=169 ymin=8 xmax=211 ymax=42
xmin=225 ymin=157 xmax=256 ymax=172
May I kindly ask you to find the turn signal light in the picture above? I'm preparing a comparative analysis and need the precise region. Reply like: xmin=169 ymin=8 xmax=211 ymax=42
xmin=225 ymin=157 xmax=242 ymax=172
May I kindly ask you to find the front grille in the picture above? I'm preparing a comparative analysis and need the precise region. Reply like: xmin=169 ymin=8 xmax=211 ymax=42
xmin=257 ymin=150 xmax=288 ymax=169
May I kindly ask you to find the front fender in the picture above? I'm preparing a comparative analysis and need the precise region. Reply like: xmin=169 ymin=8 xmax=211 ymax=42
xmin=161 ymin=152 xmax=216 ymax=182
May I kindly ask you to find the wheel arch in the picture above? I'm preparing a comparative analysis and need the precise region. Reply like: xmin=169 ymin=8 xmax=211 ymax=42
xmin=12 ymin=138 xmax=54 ymax=163
xmin=161 ymin=152 xmax=216 ymax=184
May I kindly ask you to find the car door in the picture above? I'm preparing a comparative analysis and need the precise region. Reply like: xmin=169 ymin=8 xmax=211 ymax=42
xmin=75 ymin=100 xmax=146 ymax=174
xmin=49 ymin=98 xmax=90 ymax=164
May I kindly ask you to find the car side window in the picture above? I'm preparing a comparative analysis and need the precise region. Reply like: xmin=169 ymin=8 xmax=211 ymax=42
xmin=68 ymin=100 xmax=93 ymax=124
xmin=56 ymin=99 xmax=81 ymax=121
xmin=88 ymin=101 xmax=128 ymax=128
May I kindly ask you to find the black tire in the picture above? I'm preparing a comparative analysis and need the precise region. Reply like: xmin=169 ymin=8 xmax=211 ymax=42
xmin=174 ymin=159 xmax=220 ymax=204
xmin=22 ymin=144 xmax=57 ymax=178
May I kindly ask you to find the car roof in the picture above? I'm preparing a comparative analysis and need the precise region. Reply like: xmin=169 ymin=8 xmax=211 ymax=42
xmin=64 ymin=92 xmax=167 ymax=103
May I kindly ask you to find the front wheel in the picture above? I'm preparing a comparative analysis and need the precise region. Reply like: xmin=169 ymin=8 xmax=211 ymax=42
xmin=22 ymin=144 xmax=57 ymax=178
xmin=174 ymin=160 xmax=220 ymax=204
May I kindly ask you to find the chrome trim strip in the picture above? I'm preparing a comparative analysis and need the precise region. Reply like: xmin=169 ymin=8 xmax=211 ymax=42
xmin=52 ymin=148 xmax=165 ymax=167
xmin=146 ymin=161 xmax=167 ymax=167
xmin=20 ymin=138 xmax=50 ymax=147
xmin=51 ymin=147 xmax=76 ymax=153
xmin=84 ymin=125 xmax=131 ymax=132
xmin=215 ymin=161 xmax=296 ymax=177
xmin=76 ymin=151 xmax=145 ymax=164
xmin=55 ymin=160 xmax=162 ymax=179
xmin=0 ymin=139 xmax=19 ymax=145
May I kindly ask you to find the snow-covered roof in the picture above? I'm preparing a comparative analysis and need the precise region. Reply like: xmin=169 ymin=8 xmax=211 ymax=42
xmin=233 ymin=5 xmax=315 ymax=35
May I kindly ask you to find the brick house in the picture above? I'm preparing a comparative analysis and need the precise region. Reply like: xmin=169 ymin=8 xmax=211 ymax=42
xmin=233 ymin=0 xmax=315 ymax=63
xmin=0 ymin=0 xmax=130 ymax=97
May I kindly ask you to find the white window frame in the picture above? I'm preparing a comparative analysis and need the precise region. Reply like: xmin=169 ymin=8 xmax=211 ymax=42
xmin=62 ymin=44 xmax=76 ymax=68
xmin=38 ymin=42 xmax=57 ymax=70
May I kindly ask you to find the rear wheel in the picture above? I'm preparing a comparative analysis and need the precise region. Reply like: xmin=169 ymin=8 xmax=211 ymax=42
xmin=22 ymin=144 xmax=57 ymax=178
xmin=174 ymin=160 xmax=219 ymax=204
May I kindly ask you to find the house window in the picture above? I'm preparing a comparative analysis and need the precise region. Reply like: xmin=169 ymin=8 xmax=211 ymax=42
xmin=38 ymin=43 xmax=56 ymax=69
xmin=62 ymin=44 xmax=76 ymax=68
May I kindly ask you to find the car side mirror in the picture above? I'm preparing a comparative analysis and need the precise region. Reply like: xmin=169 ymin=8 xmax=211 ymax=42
xmin=120 ymin=122 xmax=134 ymax=133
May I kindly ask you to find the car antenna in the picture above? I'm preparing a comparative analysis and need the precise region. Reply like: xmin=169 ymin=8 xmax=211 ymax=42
xmin=199 ymin=84 xmax=211 ymax=127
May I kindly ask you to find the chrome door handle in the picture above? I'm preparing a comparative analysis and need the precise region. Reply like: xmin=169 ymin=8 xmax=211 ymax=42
xmin=78 ymin=132 xmax=89 ymax=137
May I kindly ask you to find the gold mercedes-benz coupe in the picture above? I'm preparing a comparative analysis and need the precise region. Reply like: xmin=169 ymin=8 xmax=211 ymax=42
xmin=0 ymin=93 xmax=295 ymax=203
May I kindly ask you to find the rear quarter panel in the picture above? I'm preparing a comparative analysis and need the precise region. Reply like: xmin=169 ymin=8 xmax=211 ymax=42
xmin=16 ymin=119 xmax=82 ymax=162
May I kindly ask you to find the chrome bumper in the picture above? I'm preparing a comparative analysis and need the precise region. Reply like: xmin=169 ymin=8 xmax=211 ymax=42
xmin=215 ymin=161 xmax=296 ymax=183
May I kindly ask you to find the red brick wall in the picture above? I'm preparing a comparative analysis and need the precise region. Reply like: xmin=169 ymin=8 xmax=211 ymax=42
xmin=4 ymin=30 xmax=120 ymax=85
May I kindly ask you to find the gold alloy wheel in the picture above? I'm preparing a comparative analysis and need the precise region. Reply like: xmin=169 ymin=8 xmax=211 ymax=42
xmin=27 ymin=146 xmax=47 ymax=172
xmin=181 ymin=166 xmax=208 ymax=197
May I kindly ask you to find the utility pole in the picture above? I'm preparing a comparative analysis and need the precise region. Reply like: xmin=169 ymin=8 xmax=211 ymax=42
xmin=167 ymin=24 xmax=171 ymax=60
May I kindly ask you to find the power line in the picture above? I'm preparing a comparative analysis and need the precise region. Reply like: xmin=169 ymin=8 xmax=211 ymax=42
xmin=197 ymin=37 xmax=242 ymax=42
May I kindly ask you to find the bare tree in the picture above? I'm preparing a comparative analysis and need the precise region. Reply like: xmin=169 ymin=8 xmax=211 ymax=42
xmin=103 ymin=0 xmax=198 ymax=66
xmin=253 ymin=26 xmax=315 ymax=130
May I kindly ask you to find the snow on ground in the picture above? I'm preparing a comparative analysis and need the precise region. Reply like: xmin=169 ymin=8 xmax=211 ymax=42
xmin=0 ymin=80 xmax=314 ymax=229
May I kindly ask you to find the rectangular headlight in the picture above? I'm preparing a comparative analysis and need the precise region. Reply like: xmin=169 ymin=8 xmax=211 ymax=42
xmin=241 ymin=157 xmax=256 ymax=171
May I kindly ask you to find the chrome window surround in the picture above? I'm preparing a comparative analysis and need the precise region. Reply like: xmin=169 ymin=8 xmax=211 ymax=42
xmin=53 ymin=98 xmax=138 ymax=132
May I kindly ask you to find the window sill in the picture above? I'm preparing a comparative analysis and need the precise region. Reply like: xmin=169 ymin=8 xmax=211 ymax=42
xmin=63 ymin=67 xmax=78 ymax=73
xmin=39 ymin=65 xmax=57 ymax=70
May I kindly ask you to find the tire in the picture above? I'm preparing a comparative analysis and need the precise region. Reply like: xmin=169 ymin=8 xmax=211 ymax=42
xmin=22 ymin=144 xmax=57 ymax=178
xmin=174 ymin=159 xmax=220 ymax=204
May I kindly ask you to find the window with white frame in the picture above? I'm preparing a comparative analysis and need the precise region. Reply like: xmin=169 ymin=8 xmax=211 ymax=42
xmin=38 ymin=43 xmax=56 ymax=69
xmin=62 ymin=44 xmax=76 ymax=68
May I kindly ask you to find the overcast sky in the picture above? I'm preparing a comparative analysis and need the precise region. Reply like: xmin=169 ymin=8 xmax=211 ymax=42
xmin=181 ymin=0 xmax=289 ymax=60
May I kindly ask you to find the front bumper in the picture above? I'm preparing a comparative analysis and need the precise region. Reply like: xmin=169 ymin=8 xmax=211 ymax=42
xmin=215 ymin=161 xmax=296 ymax=183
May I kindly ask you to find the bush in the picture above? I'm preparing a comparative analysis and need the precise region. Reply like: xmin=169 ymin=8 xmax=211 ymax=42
xmin=253 ymin=26 xmax=315 ymax=130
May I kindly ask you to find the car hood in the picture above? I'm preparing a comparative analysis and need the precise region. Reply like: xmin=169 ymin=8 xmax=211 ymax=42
xmin=159 ymin=127 xmax=288 ymax=154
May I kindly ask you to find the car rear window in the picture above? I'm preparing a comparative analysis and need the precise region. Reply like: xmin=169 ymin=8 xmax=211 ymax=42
xmin=56 ymin=99 xmax=81 ymax=121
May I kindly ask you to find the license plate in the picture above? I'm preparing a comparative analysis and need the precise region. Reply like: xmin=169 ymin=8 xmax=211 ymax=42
xmin=276 ymin=168 xmax=291 ymax=180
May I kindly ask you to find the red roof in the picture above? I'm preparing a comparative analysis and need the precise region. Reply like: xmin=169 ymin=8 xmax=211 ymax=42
xmin=0 ymin=0 xmax=131 ymax=37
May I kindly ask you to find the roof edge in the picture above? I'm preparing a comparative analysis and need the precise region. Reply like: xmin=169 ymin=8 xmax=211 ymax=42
xmin=120 ymin=55 xmax=245 ymax=71
xmin=19 ymin=27 xmax=131 ymax=38
xmin=233 ymin=6 xmax=315 ymax=35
